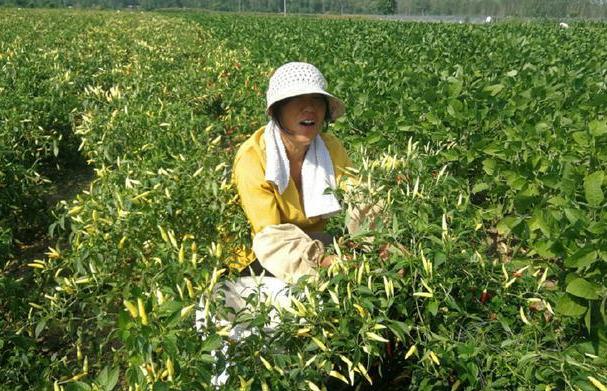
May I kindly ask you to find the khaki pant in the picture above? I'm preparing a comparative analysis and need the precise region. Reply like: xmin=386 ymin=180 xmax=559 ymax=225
xmin=195 ymin=275 xmax=293 ymax=386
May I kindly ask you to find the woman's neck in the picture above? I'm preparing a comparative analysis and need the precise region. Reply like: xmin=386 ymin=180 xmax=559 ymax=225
xmin=280 ymin=132 xmax=309 ymax=164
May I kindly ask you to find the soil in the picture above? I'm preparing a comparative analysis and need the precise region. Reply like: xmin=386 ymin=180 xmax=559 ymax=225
xmin=4 ymin=161 xmax=94 ymax=276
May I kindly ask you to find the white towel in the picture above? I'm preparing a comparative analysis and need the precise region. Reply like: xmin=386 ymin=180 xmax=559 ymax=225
xmin=264 ymin=120 xmax=341 ymax=219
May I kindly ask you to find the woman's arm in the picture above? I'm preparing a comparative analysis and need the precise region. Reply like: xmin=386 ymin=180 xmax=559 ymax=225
xmin=233 ymin=135 xmax=350 ymax=281
xmin=233 ymin=150 xmax=281 ymax=233
xmin=252 ymin=224 xmax=326 ymax=283
xmin=234 ymin=149 xmax=327 ymax=281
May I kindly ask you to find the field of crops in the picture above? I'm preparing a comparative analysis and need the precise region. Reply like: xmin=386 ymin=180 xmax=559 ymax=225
xmin=1 ymin=8 xmax=606 ymax=390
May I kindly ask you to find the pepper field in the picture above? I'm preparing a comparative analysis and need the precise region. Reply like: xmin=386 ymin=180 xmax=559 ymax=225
xmin=0 ymin=9 xmax=606 ymax=390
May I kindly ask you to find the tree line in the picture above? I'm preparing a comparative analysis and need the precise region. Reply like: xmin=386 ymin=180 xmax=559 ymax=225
xmin=0 ymin=0 xmax=606 ymax=18
xmin=397 ymin=0 xmax=607 ymax=18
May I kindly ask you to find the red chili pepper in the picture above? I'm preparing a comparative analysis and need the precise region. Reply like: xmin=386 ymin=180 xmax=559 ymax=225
xmin=385 ymin=340 xmax=394 ymax=358
xmin=480 ymin=289 xmax=492 ymax=304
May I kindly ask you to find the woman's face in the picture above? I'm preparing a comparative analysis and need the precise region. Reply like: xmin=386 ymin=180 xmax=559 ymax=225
xmin=276 ymin=94 xmax=327 ymax=146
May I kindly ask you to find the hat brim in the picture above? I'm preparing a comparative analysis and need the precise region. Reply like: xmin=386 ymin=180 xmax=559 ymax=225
xmin=266 ymin=86 xmax=345 ymax=122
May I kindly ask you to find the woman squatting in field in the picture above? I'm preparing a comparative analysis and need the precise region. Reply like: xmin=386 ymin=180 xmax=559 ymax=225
xmin=196 ymin=62 xmax=378 ymax=385
xmin=234 ymin=62 xmax=350 ymax=279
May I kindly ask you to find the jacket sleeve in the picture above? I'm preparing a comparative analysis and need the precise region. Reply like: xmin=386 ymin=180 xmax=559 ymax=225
xmin=233 ymin=148 xmax=281 ymax=234
xmin=252 ymin=224 xmax=324 ymax=283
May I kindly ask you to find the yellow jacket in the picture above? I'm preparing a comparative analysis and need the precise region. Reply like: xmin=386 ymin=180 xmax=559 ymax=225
xmin=232 ymin=126 xmax=352 ymax=269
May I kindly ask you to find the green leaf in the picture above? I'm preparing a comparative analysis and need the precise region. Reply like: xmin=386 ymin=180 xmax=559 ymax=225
xmin=447 ymin=101 xmax=462 ymax=118
xmin=555 ymin=294 xmax=587 ymax=316
xmin=35 ymin=319 xmax=47 ymax=339
xmin=565 ymin=272 xmax=579 ymax=285
xmin=447 ymin=77 xmax=463 ymax=97
xmin=497 ymin=216 xmax=522 ymax=236
xmin=96 ymin=366 xmax=119 ymax=391
xmin=572 ymin=131 xmax=591 ymax=147
xmin=497 ymin=314 xmax=512 ymax=333
xmin=472 ymin=182 xmax=489 ymax=194
xmin=366 ymin=134 xmax=382 ymax=144
xmin=200 ymin=334 xmax=223 ymax=352
xmin=441 ymin=149 xmax=459 ymax=161
xmin=426 ymin=112 xmax=442 ymax=126
xmin=527 ymin=211 xmax=550 ymax=236
xmin=531 ymin=240 xmax=556 ymax=258
xmin=560 ymin=164 xmax=578 ymax=196
xmin=162 ymin=333 xmax=178 ymax=356
xmin=584 ymin=306 xmax=592 ymax=333
xmin=535 ymin=122 xmax=550 ymax=133
xmin=588 ymin=221 xmax=607 ymax=235
xmin=502 ymin=170 xmax=526 ymax=190
xmin=564 ymin=248 xmax=598 ymax=269
xmin=199 ymin=354 xmax=215 ymax=364
xmin=482 ymin=158 xmax=496 ymax=175
xmin=158 ymin=300 xmax=185 ymax=316
xmin=126 ymin=367 xmax=144 ymax=386
xmin=483 ymin=83 xmax=504 ymax=96
xmin=589 ymin=119 xmax=607 ymax=137
xmin=547 ymin=196 xmax=567 ymax=206
xmin=482 ymin=141 xmax=503 ymax=156
xmin=566 ymin=278 xmax=600 ymax=300
xmin=542 ymin=174 xmax=561 ymax=189
xmin=583 ymin=171 xmax=604 ymax=207
xmin=65 ymin=382 xmax=92 ymax=391
xmin=564 ymin=208 xmax=586 ymax=225
xmin=386 ymin=320 xmax=411 ymax=342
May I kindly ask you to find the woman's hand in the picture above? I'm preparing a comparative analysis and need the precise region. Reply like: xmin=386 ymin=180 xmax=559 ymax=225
xmin=319 ymin=253 xmax=354 ymax=267
xmin=319 ymin=255 xmax=336 ymax=267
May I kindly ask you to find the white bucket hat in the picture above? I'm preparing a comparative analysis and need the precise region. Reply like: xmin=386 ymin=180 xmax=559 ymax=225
xmin=266 ymin=62 xmax=345 ymax=122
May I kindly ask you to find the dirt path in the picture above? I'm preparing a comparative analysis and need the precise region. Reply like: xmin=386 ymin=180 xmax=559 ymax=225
xmin=3 ymin=162 xmax=94 ymax=276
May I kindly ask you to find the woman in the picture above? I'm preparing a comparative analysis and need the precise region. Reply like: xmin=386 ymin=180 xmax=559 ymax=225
xmin=196 ymin=63 xmax=375 ymax=385
xmin=232 ymin=61 xmax=354 ymax=282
